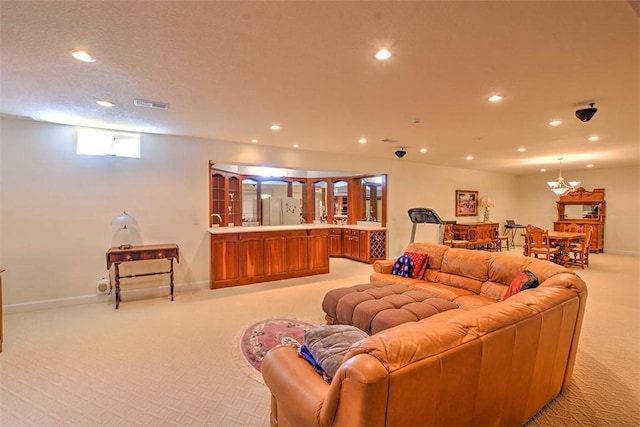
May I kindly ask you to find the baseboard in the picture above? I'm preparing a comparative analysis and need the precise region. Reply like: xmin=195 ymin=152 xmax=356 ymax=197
xmin=3 ymin=280 xmax=210 ymax=314
xmin=603 ymin=249 xmax=640 ymax=257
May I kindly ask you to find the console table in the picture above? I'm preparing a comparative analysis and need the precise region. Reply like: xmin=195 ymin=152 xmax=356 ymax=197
xmin=452 ymin=222 xmax=499 ymax=250
xmin=106 ymin=244 xmax=179 ymax=309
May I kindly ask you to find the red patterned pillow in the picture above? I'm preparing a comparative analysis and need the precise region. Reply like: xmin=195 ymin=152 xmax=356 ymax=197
xmin=403 ymin=251 xmax=429 ymax=279
xmin=504 ymin=270 xmax=539 ymax=300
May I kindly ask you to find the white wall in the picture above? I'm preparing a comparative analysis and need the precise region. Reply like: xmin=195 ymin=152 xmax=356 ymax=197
xmin=6 ymin=117 xmax=637 ymax=309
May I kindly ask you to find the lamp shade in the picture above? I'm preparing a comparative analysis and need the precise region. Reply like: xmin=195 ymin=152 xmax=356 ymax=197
xmin=110 ymin=211 xmax=138 ymax=228
xmin=479 ymin=196 xmax=496 ymax=208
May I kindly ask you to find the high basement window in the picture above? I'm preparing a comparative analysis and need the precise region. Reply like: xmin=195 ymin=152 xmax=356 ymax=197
xmin=76 ymin=127 xmax=141 ymax=158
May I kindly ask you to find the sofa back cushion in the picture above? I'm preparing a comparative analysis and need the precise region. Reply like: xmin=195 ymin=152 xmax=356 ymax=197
xmin=403 ymin=242 xmax=449 ymax=270
xmin=433 ymin=248 xmax=491 ymax=294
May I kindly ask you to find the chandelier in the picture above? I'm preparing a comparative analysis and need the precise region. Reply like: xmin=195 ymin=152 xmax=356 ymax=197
xmin=547 ymin=158 xmax=580 ymax=196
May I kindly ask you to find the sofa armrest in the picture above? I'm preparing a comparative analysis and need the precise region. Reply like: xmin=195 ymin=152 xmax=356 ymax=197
xmin=262 ymin=345 xmax=331 ymax=427
xmin=373 ymin=259 xmax=394 ymax=274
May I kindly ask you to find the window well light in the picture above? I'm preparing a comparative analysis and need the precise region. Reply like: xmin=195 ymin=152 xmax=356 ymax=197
xmin=517 ymin=147 xmax=526 ymax=152
xmin=270 ymin=124 xmax=281 ymax=130
xmin=549 ymin=120 xmax=562 ymax=127
xmin=488 ymin=95 xmax=503 ymax=103
xmin=251 ymin=139 xmax=258 ymax=143
xmin=588 ymin=136 xmax=600 ymax=142
xmin=358 ymin=138 xmax=367 ymax=144
xmin=375 ymin=48 xmax=391 ymax=60
xmin=70 ymin=49 xmax=96 ymax=62
xmin=292 ymin=144 xmax=299 ymax=148
xmin=419 ymin=148 xmax=427 ymax=153
xmin=97 ymin=100 xmax=115 ymax=108
xmin=465 ymin=155 xmax=474 ymax=160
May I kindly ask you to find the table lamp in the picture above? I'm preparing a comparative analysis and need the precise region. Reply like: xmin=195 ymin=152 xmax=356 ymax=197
xmin=111 ymin=211 xmax=138 ymax=249
xmin=479 ymin=196 xmax=496 ymax=223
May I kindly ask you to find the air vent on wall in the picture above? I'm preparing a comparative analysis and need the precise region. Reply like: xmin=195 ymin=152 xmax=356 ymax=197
xmin=380 ymin=138 xmax=398 ymax=144
xmin=133 ymin=98 xmax=169 ymax=110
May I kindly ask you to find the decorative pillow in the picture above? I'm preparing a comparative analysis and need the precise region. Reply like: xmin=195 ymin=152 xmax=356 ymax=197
xmin=404 ymin=251 xmax=429 ymax=279
xmin=504 ymin=270 xmax=539 ymax=300
xmin=303 ymin=325 xmax=369 ymax=379
xmin=392 ymin=255 xmax=414 ymax=277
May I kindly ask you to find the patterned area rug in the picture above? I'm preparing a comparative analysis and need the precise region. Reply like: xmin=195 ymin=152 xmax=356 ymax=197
xmin=236 ymin=318 xmax=317 ymax=383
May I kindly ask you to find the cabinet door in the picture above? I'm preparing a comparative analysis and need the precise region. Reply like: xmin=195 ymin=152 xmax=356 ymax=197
xmin=309 ymin=230 xmax=329 ymax=271
xmin=358 ymin=230 xmax=369 ymax=262
xmin=285 ymin=233 xmax=309 ymax=272
xmin=210 ymin=235 xmax=240 ymax=287
xmin=239 ymin=235 xmax=264 ymax=278
xmin=350 ymin=231 xmax=361 ymax=260
xmin=329 ymin=229 xmax=343 ymax=257
xmin=264 ymin=236 xmax=286 ymax=275
xmin=343 ymin=230 xmax=353 ymax=258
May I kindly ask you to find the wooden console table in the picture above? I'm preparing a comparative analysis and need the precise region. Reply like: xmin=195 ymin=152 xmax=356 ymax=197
xmin=452 ymin=222 xmax=499 ymax=250
xmin=106 ymin=244 xmax=179 ymax=309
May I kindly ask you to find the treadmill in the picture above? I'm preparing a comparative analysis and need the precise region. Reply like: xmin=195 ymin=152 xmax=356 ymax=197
xmin=407 ymin=208 xmax=453 ymax=244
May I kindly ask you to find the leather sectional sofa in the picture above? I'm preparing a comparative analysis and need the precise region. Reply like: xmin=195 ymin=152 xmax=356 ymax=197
xmin=262 ymin=242 xmax=588 ymax=426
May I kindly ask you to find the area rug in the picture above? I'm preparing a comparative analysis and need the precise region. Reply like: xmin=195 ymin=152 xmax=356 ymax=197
xmin=235 ymin=318 xmax=318 ymax=383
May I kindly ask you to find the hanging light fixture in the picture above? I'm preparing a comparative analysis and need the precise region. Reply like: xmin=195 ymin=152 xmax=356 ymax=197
xmin=547 ymin=158 xmax=581 ymax=195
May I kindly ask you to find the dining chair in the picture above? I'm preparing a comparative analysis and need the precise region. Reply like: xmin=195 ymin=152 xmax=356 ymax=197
xmin=568 ymin=227 xmax=593 ymax=269
xmin=497 ymin=228 xmax=510 ymax=251
xmin=443 ymin=224 xmax=469 ymax=248
xmin=525 ymin=225 xmax=559 ymax=262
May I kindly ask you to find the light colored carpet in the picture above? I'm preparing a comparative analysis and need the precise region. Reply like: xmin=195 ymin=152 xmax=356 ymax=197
xmin=1 ymin=253 xmax=638 ymax=426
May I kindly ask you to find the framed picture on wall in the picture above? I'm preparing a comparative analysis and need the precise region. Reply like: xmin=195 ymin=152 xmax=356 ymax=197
xmin=455 ymin=190 xmax=478 ymax=217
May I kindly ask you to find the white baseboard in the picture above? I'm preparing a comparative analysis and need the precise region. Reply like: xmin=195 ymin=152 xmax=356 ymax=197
xmin=3 ymin=280 xmax=210 ymax=314
xmin=603 ymin=249 xmax=640 ymax=257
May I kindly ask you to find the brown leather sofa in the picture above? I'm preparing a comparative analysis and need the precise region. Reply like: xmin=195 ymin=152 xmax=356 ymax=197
xmin=262 ymin=242 xmax=587 ymax=426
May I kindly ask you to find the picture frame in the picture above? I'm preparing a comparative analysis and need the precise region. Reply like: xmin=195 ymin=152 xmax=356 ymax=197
xmin=455 ymin=190 xmax=479 ymax=217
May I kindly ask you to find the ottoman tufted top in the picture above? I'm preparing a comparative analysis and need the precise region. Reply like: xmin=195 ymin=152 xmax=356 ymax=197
xmin=323 ymin=282 xmax=459 ymax=335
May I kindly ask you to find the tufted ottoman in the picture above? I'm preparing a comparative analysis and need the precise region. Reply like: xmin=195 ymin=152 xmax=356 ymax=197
xmin=322 ymin=281 xmax=459 ymax=335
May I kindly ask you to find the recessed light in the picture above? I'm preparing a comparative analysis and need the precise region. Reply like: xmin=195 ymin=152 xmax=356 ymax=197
xmin=358 ymin=138 xmax=367 ymax=144
xmin=488 ymin=95 xmax=503 ymax=103
xmin=465 ymin=155 xmax=474 ymax=160
xmin=270 ymin=124 xmax=281 ymax=130
xmin=549 ymin=120 xmax=562 ymax=127
xmin=540 ymin=168 xmax=547 ymax=172
xmin=517 ymin=147 xmax=526 ymax=152
xmin=96 ymin=100 xmax=115 ymax=108
xmin=251 ymin=139 xmax=258 ymax=143
xmin=292 ymin=144 xmax=299 ymax=148
xmin=588 ymin=136 xmax=600 ymax=142
xmin=419 ymin=148 xmax=428 ymax=153
xmin=586 ymin=163 xmax=594 ymax=168
xmin=70 ymin=49 xmax=96 ymax=62
xmin=375 ymin=48 xmax=391 ymax=60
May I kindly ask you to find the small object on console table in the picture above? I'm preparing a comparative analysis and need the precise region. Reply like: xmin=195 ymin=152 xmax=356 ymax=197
xmin=106 ymin=244 xmax=179 ymax=309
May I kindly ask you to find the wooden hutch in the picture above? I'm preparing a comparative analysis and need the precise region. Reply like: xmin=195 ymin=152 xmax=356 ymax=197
xmin=553 ymin=187 xmax=605 ymax=253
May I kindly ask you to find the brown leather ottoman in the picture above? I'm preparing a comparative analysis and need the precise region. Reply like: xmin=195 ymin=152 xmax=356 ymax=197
xmin=322 ymin=281 xmax=459 ymax=335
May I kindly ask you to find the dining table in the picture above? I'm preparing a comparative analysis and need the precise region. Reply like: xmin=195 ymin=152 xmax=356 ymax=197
xmin=523 ymin=231 xmax=586 ymax=266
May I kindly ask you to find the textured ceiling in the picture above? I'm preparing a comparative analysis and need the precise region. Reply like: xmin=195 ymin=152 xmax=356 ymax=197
xmin=1 ymin=1 xmax=638 ymax=175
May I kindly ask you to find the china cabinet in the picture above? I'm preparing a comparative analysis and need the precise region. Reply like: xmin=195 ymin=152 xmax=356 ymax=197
xmin=553 ymin=187 xmax=605 ymax=253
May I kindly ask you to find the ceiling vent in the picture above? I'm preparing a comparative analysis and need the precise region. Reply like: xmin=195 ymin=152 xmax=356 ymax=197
xmin=133 ymin=98 xmax=169 ymax=110
xmin=380 ymin=138 xmax=398 ymax=144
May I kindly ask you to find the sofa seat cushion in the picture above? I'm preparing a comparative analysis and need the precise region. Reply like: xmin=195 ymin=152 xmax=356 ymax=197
xmin=323 ymin=282 xmax=458 ymax=335
xmin=450 ymin=294 xmax=498 ymax=310
xmin=411 ymin=281 xmax=475 ymax=302
xmin=370 ymin=272 xmax=425 ymax=287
